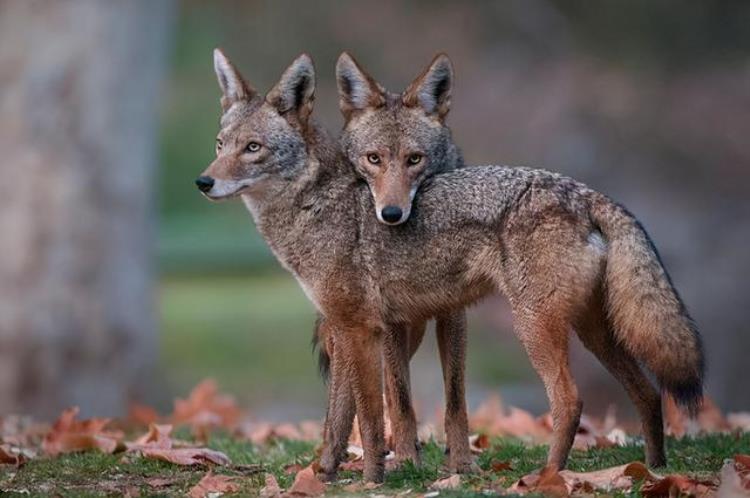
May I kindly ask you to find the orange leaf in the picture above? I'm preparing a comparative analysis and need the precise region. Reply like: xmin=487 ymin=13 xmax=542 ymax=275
xmin=42 ymin=407 xmax=123 ymax=456
xmin=128 ymin=403 xmax=160 ymax=427
xmin=430 ymin=474 xmax=461 ymax=490
xmin=260 ymin=473 xmax=283 ymax=498
xmin=287 ymin=464 xmax=325 ymax=497
xmin=140 ymin=447 xmax=231 ymax=466
xmin=171 ymin=379 xmax=241 ymax=435
xmin=491 ymin=460 xmax=513 ymax=472
xmin=188 ymin=471 xmax=239 ymax=498
xmin=0 ymin=445 xmax=26 ymax=466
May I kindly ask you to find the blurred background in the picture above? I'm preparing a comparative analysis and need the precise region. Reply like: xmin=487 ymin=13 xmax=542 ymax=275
xmin=1 ymin=0 xmax=749 ymax=421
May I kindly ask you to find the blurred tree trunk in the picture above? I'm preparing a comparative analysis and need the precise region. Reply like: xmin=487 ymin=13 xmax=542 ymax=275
xmin=0 ymin=0 xmax=174 ymax=417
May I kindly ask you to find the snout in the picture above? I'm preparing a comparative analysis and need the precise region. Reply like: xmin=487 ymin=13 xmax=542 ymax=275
xmin=380 ymin=205 xmax=404 ymax=224
xmin=195 ymin=175 xmax=215 ymax=193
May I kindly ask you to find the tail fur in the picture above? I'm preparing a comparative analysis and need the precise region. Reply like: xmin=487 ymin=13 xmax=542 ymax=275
xmin=311 ymin=314 xmax=330 ymax=383
xmin=589 ymin=194 xmax=704 ymax=414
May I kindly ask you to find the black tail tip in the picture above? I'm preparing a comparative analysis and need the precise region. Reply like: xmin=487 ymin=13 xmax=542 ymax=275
xmin=666 ymin=379 xmax=704 ymax=418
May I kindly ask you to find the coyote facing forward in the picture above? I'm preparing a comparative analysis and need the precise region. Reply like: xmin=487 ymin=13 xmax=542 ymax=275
xmin=314 ymin=53 xmax=474 ymax=472
xmin=196 ymin=50 xmax=704 ymax=483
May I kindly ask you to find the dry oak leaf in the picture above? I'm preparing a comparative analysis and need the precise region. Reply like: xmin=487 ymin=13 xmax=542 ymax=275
xmin=512 ymin=465 xmax=569 ymax=497
xmin=171 ymin=379 xmax=242 ymax=433
xmin=125 ymin=424 xmax=231 ymax=466
xmin=0 ymin=444 xmax=26 ymax=466
xmin=640 ymin=474 xmax=717 ymax=497
xmin=285 ymin=464 xmax=326 ymax=497
xmin=717 ymin=456 xmax=750 ymax=498
xmin=558 ymin=464 xmax=635 ymax=494
xmin=188 ymin=471 xmax=239 ymax=498
xmin=140 ymin=447 xmax=231 ymax=466
xmin=490 ymin=460 xmax=513 ymax=472
xmin=430 ymin=474 xmax=461 ymax=490
xmin=260 ymin=474 xmax=283 ymax=498
xmin=42 ymin=407 xmax=123 ymax=456
xmin=127 ymin=423 xmax=173 ymax=450
xmin=469 ymin=394 xmax=550 ymax=441
xmin=127 ymin=403 xmax=160 ymax=427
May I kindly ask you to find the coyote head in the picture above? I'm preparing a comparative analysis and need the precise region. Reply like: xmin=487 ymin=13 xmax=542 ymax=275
xmin=336 ymin=52 xmax=457 ymax=225
xmin=196 ymin=49 xmax=315 ymax=201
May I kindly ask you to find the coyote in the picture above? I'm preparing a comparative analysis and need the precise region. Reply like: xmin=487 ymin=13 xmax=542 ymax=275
xmin=196 ymin=50 xmax=704 ymax=483
xmin=314 ymin=53 xmax=474 ymax=472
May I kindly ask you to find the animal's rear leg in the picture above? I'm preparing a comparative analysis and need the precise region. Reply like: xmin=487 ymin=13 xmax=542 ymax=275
xmin=319 ymin=330 xmax=355 ymax=481
xmin=383 ymin=321 xmax=421 ymax=466
xmin=514 ymin=313 xmax=581 ymax=470
xmin=576 ymin=307 xmax=665 ymax=467
xmin=436 ymin=311 xmax=475 ymax=473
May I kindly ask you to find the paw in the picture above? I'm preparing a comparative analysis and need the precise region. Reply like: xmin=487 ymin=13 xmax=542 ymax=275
xmin=363 ymin=464 xmax=385 ymax=484
xmin=449 ymin=455 xmax=480 ymax=474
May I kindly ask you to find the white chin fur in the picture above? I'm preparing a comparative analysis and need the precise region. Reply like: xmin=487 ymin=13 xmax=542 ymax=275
xmin=205 ymin=178 xmax=252 ymax=199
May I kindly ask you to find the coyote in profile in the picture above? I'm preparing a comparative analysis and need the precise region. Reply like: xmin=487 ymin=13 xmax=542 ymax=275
xmin=197 ymin=50 xmax=704 ymax=483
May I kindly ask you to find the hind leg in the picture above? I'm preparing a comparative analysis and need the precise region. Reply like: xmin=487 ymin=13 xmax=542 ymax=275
xmin=383 ymin=321 xmax=423 ymax=465
xmin=576 ymin=305 xmax=666 ymax=467
xmin=435 ymin=311 xmax=475 ymax=473
xmin=514 ymin=311 xmax=581 ymax=470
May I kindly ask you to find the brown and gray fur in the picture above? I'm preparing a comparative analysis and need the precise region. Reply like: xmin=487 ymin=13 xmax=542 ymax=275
xmin=313 ymin=53 xmax=474 ymax=472
xmin=198 ymin=50 xmax=704 ymax=483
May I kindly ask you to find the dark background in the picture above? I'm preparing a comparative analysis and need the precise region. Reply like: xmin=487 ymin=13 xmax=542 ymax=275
xmin=2 ymin=0 xmax=749 ymax=421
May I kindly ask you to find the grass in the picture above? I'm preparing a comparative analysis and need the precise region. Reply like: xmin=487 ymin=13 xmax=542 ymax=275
xmin=1 ymin=433 xmax=747 ymax=496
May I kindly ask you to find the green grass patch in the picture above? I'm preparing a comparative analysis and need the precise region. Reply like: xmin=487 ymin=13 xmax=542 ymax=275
xmin=1 ymin=433 xmax=747 ymax=496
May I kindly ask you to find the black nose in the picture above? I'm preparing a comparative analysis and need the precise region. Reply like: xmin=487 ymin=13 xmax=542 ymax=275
xmin=195 ymin=175 xmax=214 ymax=193
xmin=380 ymin=205 xmax=403 ymax=223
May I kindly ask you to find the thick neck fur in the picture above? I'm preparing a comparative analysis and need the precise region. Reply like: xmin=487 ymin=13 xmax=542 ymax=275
xmin=241 ymin=120 xmax=360 ymax=277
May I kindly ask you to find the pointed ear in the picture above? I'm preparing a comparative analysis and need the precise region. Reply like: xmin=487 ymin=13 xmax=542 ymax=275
xmin=213 ymin=48 xmax=256 ymax=112
xmin=335 ymin=52 xmax=385 ymax=119
xmin=266 ymin=54 xmax=316 ymax=123
xmin=402 ymin=53 xmax=453 ymax=119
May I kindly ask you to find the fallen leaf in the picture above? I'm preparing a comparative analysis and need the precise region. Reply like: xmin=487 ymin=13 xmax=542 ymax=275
xmin=127 ymin=423 xmax=173 ymax=450
xmin=641 ymin=474 xmax=716 ymax=497
xmin=171 ymin=379 xmax=242 ymax=438
xmin=430 ymin=474 xmax=461 ymax=490
xmin=260 ymin=473 xmax=283 ymax=498
xmin=284 ymin=463 xmax=304 ymax=475
xmin=470 ymin=395 xmax=550 ymax=442
xmin=286 ymin=464 xmax=325 ymax=496
xmin=559 ymin=464 xmax=633 ymax=493
xmin=128 ymin=403 xmax=160 ymax=427
xmin=728 ymin=413 xmax=750 ymax=432
xmin=0 ymin=445 xmax=26 ymax=466
xmin=490 ymin=460 xmax=513 ymax=472
xmin=717 ymin=458 xmax=750 ymax=498
xmin=188 ymin=471 xmax=239 ymax=498
xmin=140 ymin=447 xmax=231 ymax=466
xmin=469 ymin=433 xmax=490 ymax=453
xmin=42 ymin=407 xmax=123 ymax=456
xmin=512 ymin=465 xmax=569 ymax=497
xmin=145 ymin=476 xmax=180 ymax=488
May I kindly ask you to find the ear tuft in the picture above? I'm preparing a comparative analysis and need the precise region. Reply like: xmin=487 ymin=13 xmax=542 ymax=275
xmin=213 ymin=48 xmax=255 ymax=111
xmin=335 ymin=52 xmax=385 ymax=119
xmin=267 ymin=53 xmax=316 ymax=122
xmin=402 ymin=53 xmax=454 ymax=119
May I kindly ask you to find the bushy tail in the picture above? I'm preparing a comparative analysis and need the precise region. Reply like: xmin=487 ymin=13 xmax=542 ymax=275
xmin=589 ymin=194 xmax=704 ymax=414
xmin=311 ymin=314 xmax=331 ymax=383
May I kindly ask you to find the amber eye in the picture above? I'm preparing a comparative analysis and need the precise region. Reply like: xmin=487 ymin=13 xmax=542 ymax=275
xmin=407 ymin=154 xmax=423 ymax=166
xmin=216 ymin=138 xmax=223 ymax=151
xmin=367 ymin=153 xmax=381 ymax=165
xmin=246 ymin=142 xmax=261 ymax=153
